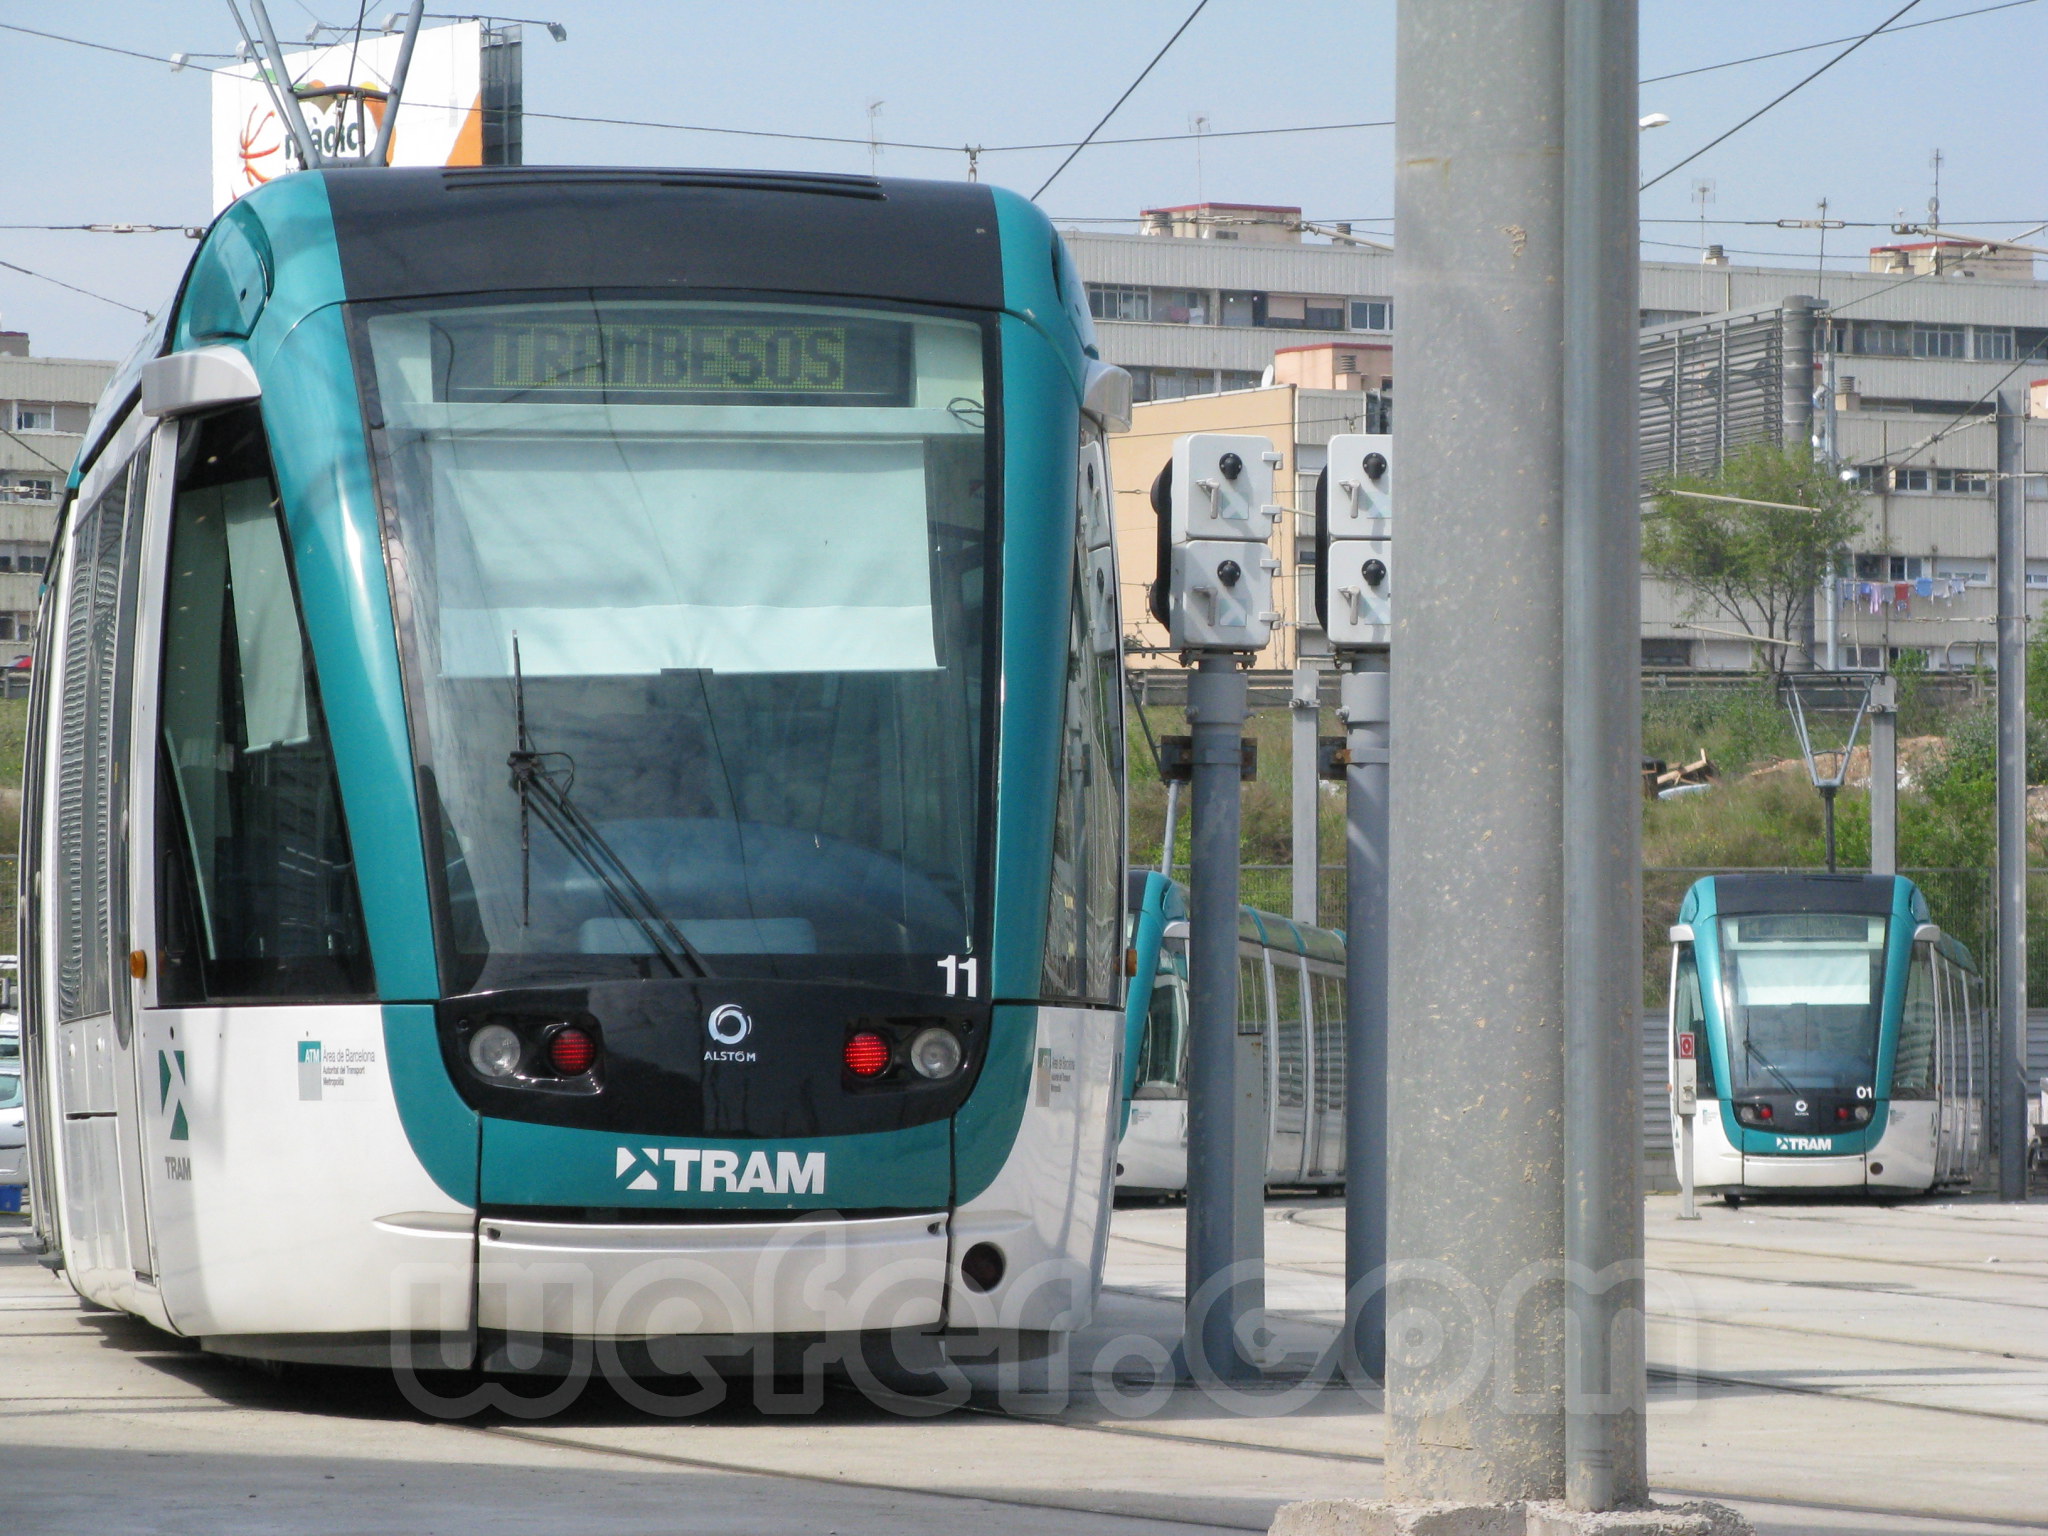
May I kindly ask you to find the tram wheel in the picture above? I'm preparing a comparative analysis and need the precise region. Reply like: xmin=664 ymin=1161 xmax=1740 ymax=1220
xmin=1722 ymin=1194 xmax=1742 ymax=1211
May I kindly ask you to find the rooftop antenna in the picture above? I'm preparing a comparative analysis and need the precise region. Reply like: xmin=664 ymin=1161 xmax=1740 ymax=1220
xmin=866 ymin=100 xmax=884 ymax=178
xmin=1692 ymin=177 xmax=1715 ymax=311
xmin=1928 ymin=146 xmax=1944 ymax=231
xmin=1190 ymin=111 xmax=1210 ymax=205
xmin=1815 ymin=196 xmax=1830 ymax=294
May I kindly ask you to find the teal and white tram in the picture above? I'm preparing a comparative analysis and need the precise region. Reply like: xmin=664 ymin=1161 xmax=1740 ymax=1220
xmin=1116 ymin=871 xmax=1347 ymax=1196
xmin=19 ymin=165 xmax=1136 ymax=1371
xmin=1669 ymin=873 xmax=1988 ymax=1198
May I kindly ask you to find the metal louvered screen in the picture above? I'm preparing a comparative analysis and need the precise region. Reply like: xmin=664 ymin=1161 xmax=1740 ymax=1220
xmin=54 ymin=455 xmax=134 ymax=1023
xmin=1639 ymin=304 xmax=1787 ymax=488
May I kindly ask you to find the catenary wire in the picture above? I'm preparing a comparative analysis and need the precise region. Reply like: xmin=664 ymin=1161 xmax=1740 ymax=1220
xmin=1640 ymin=0 xmax=2039 ymax=83
xmin=0 ymin=258 xmax=152 ymax=317
xmin=1031 ymin=0 xmax=1211 ymax=200
xmin=1641 ymin=0 xmax=1926 ymax=193
xmin=0 ymin=429 xmax=74 ymax=475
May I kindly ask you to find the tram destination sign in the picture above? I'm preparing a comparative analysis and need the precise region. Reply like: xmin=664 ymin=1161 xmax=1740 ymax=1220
xmin=438 ymin=310 xmax=914 ymax=408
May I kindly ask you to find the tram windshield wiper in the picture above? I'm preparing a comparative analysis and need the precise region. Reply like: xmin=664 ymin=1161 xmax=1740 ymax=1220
xmin=1742 ymin=1036 xmax=1800 ymax=1097
xmin=506 ymin=637 xmax=712 ymax=979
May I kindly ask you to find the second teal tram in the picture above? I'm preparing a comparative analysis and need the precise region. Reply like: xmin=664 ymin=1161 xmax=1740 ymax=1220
xmin=1116 ymin=871 xmax=1347 ymax=1196
xmin=19 ymin=165 xmax=1135 ymax=1372
xmin=1668 ymin=873 xmax=1988 ymax=1198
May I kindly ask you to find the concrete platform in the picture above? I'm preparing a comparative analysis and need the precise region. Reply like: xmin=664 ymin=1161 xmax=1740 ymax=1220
xmin=1 ymin=1194 xmax=2042 ymax=1534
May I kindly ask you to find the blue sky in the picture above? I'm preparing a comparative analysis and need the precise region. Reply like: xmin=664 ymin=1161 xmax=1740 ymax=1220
xmin=3 ymin=1 xmax=2045 ymax=359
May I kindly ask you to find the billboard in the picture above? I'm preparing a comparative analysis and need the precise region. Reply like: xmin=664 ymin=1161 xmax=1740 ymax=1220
xmin=211 ymin=20 xmax=521 ymax=210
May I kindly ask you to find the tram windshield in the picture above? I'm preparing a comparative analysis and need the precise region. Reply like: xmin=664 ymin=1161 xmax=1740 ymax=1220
xmin=1718 ymin=912 xmax=1887 ymax=1096
xmin=358 ymin=296 xmax=994 ymax=995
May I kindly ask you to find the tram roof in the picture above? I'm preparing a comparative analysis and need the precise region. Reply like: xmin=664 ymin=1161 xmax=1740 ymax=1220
xmin=1707 ymin=872 xmax=1904 ymax=917
xmin=320 ymin=167 xmax=1007 ymax=311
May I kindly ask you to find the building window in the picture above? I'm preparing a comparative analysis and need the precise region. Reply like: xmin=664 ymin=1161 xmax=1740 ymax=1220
xmin=1303 ymin=299 xmax=1345 ymax=331
xmin=1349 ymin=299 xmax=1392 ymax=333
xmin=1934 ymin=467 xmax=1989 ymax=494
xmin=1219 ymin=370 xmax=1262 ymax=393
xmin=1155 ymin=289 xmax=1206 ymax=324
xmin=1085 ymin=283 xmax=1150 ymax=322
xmin=1974 ymin=327 xmax=2016 ymax=361
xmin=12 ymin=404 xmax=54 ymax=432
xmin=1912 ymin=324 xmax=1967 ymax=360
xmin=1894 ymin=467 xmax=1930 ymax=493
xmin=1641 ymin=638 xmax=1692 ymax=668
xmin=1935 ymin=560 xmax=1990 ymax=586
xmin=1220 ymin=292 xmax=1256 ymax=327
xmin=1852 ymin=464 xmax=1890 ymax=491
xmin=1262 ymin=295 xmax=1307 ymax=328
xmin=1854 ymin=554 xmax=1931 ymax=581
xmin=1843 ymin=321 xmax=1911 ymax=357
xmin=4 ymin=477 xmax=53 ymax=502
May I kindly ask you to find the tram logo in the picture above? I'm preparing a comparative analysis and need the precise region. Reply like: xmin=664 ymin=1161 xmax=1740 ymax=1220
xmin=1773 ymin=1135 xmax=1835 ymax=1152
xmin=616 ymin=1145 xmax=826 ymax=1195
xmin=706 ymin=1004 xmax=752 ymax=1045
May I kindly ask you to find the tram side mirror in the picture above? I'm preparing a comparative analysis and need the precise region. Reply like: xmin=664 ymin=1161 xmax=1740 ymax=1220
xmin=1913 ymin=922 xmax=1942 ymax=945
xmin=141 ymin=346 xmax=262 ymax=418
xmin=1161 ymin=920 xmax=1190 ymax=943
xmin=1082 ymin=359 xmax=1133 ymax=432
xmin=1668 ymin=923 xmax=1694 ymax=943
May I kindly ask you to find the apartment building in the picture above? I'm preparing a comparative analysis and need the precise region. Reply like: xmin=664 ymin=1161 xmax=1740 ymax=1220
xmin=1069 ymin=207 xmax=2048 ymax=671
xmin=0 ymin=332 xmax=112 ymax=660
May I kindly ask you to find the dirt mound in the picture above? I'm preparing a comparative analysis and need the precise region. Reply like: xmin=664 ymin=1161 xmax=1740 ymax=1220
xmin=1746 ymin=735 xmax=1949 ymax=792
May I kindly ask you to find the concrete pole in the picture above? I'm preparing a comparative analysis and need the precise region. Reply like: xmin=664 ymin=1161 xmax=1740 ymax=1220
xmin=1561 ymin=0 xmax=1645 ymax=1508
xmin=1388 ymin=0 xmax=1644 ymax=1506
xmin=1292 ymin=662 xmax=1322 ymax=925
xmin=1340 ymin=655 xmax=1390 ymax=1382
xmin=1184 ymin=654 xmax=1264 ymax=1378
xmin=1869 ymin=675 xmax=1897 ymax=878
xmin=1995 ymin=392 xmax=2029 ymax=1201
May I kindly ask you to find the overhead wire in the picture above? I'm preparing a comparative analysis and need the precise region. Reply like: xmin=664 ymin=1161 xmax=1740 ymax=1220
xmin=1031 ymin=0 xmax=1210 ymax=199
xmin=0 ymin=258 xmax=152 ymax=317
xmin=1642 ymin=0 xmax=1927 ymax=193
xmin=0 ymin=429 xmax=74 ymax=475
xmin=1640 ymin=0 xmax=2039 ymax=84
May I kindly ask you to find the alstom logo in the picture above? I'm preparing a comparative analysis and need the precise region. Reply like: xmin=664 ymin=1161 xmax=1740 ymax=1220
xmin=615 ymin=1146 xmax=825 ymax=1195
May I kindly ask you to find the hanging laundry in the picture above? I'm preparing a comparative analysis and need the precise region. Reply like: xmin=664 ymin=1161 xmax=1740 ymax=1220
xmin=1894 ymin=582 xmax=1911 ymax=604
xmin=1916 ymin=576 xmax=1934 ymax=599
xmin=1866 ymin=582 xmax=1883 ymax=614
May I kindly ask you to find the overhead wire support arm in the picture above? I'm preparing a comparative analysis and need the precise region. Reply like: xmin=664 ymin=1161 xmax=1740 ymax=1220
xmin=230 ymin=0 xmax=323 ymax=169
xmin=367 ymin=1 xmax=424 ymax=167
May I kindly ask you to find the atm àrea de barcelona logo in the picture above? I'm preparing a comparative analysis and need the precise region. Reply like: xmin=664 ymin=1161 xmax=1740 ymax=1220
xmin=156 ymin=1049 xmax=189 ymax=1142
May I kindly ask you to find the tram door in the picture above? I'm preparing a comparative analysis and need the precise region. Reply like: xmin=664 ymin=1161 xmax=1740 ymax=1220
xmin=43 ymin=412 xmax=166 ymax=1296
xmin=1934 ymin=954 xmax=1966 ymax=1186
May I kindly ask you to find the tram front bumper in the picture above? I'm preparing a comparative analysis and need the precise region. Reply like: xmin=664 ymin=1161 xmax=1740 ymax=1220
xmin=1736 ymin=1152 xmax=1869 ymax=1190
xmin=475 ymin=1210 xmax=951 ymax=1338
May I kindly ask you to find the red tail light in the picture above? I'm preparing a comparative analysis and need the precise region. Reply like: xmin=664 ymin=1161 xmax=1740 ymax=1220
xmin=546 ymin=1026 xmax=598 ymax=1075
xmin=844 ymin=1031 xmax=892 ymax=1077
xmin=1757 ymin=1103 xmax=1773 ymax=1120
xmin=1835 ymin=1105 xmax=1852 ymax=1122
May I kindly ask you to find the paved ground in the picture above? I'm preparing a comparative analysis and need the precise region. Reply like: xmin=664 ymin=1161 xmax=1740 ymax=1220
xmin=3 ymin=1195 xmax=2044 ymax=1534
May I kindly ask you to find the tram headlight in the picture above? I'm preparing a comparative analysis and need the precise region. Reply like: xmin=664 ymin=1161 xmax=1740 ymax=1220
xmin=468 ymin=1023 xmax=524 ymax=1080
xmin=909 ymin=1026 xmax=963 ymax=1080
xmin=1853 ymin=1104 xmax=1871 ymax=1123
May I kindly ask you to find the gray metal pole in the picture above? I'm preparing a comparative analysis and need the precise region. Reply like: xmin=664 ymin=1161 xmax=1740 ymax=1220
xmin=1185 ymin=654 xmax=1263 ymax=1378
xmin=1869 ymin=675 xmax=1897 ymax=878
xmin=1292 ymin=663 xmax=1322 ymax=925
xmin=1389 ymin=0 xmax=1642 ymax=1504
xmin=1781 ymin=296 xmax=1819 ymax=449
xmin=1562 ymin=0 xmax=1645 ymax=1509
xmin=1340 ymin=654 xmax=1389 ymax=1383
xmin=1996 ymin=392 xmax=2029 ymax=1201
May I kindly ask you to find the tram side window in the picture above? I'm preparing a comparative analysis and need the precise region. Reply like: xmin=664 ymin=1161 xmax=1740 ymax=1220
xmin=53 ymin=445 xmax=146 ymax=1023
xmin=1309 ymin=968 xmax=1344 ymax=1110
xmin=155 ymin=407 xmax=373 ymax=1003
xmin=1237 ymin=951 xmax=1269 ymax=1036
xmin=1672 ymin=947 xmax=1717 ymax=1099
xmin=1273 ymin=957 xmax=1306 ymax=1107
xmin=1041 ymin=424 xmax=1125 ymax=1005
xmin=1893 ymin=945 xmax=1937 ymax=1098
xmin=1134 ymin=945 xmax=1188 ymax=1097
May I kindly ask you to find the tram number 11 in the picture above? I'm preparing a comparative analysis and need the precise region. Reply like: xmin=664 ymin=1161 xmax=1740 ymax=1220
xmin=937 ymin=955 xmax=979 ymax=998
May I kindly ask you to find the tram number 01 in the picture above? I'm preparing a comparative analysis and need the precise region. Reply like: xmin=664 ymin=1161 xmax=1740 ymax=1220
xmin=937 ymin=955 xmax=979 ymax=998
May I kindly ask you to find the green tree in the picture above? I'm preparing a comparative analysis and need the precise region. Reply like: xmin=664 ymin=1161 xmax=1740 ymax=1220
xmin=1643 ymin=444 xmax=1864 ymax=674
